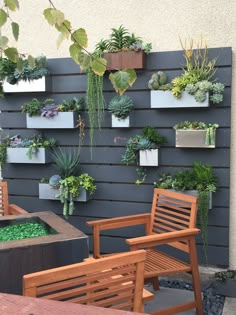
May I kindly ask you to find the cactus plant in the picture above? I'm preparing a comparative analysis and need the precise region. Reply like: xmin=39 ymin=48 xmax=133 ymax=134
xmin=148 ymin=71 xmax=170 ymax=91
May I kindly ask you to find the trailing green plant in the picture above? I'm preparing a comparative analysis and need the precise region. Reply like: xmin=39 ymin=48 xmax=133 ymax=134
xmin=95 ymin=25 xmax=152 ymax=54
xmin=108 ymin=94 xmax=134 ymax=119
xmin=56 ymin=174 xmax=96 ymax=217
xmin=86 ymin=67 xmax=105 ymax=150
xmin=115 ymin=127 xmax=167 ymax=184
xmin=174 ymin=121 xmax=219 ymax=145
xmin=6 ymin=134 xmax=56 ymax=160
xmin=154 ymin=162 xmax=218 ymax=262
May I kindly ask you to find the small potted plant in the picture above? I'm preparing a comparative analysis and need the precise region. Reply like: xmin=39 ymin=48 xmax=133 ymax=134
xmin=154 ymin=161 xmax=218 ymax=261
xmin=148 ymin=39 xmax=224 ymax=108
xmin=39 ymin=147 xmax=96 ymax=217
xmin=174 ymin=121 xmax=219 ymax=148
xmin=95 ymin=25 xmax=152 ymax=70
xmin=4 ymin=134 xmax=56 ymax=164
xmin=22 ymin=97 xmax=84 ymax=129
xmin=1 ymin=55 xmax=49 ymax=94
xmin=108 ymin=94 xmax=134 ymax=128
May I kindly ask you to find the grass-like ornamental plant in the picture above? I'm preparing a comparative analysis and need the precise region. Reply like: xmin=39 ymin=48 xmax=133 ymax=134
xmin=154 ymin=161 xmax=218 ymax=261
xmin=0 ymin=223 xmax=49 ymax=242
xmin=108 ymin=94 xmax=134 ymax=119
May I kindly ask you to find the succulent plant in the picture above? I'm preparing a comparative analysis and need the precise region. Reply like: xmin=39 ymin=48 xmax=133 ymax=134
xmin=148 ymin=71 xmax=169 ymax=90
xmin=108 ymin=95 xmax=134 ymax=119
xmin=49 ymin=175 xmax=61 ymax=188
xmin=211 ymin=82 xmax=225 ymax=94
xmin=136 ymin=138 xmax=156 ymax=150
xmin=197 ymin=80 xmax=212 ymax=92
xmin=185 ymin=84 xmax=198 ymax=95
xmin=194 ymin=90 xmax=207 ymax=103
xmin=210 ymin=93 xmax=224 ymax=104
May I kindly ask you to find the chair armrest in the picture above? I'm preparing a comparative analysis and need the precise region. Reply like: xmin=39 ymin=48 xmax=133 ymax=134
xmin=87 ymin=214 xmax=151 ymax=258
xmin=126 ymin=228 xmax=200 ymax=249
xmin=8 ymin=204 xmax=28 ymax=215
xmin=87 ymin=213 xmax=151 ymax=231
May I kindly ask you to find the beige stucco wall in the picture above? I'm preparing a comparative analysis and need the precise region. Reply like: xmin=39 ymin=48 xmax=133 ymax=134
xmin=5 ymin=0 xmax=236 ymax=267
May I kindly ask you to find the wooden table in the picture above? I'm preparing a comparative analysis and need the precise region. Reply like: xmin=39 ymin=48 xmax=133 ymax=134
xmin=0 ymin=293 xmax=148 ymax=315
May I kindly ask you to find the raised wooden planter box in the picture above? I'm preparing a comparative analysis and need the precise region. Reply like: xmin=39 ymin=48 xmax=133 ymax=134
xmin=26 ymin=112 xmax=78 ymax=129
xmin=104 ymin=50 xmax=145 ymax=70
xmin=168 ymin=190 xmax=213 ymax=209
xmin=39 ymin=183 xmax=91 ymax=202
xmin=139 ymin=149 xmax=158 ymax=166
xmin=3 ymin=76 xmax=49 ymax=93
xmin=175 ymin=130 xmax=216 ymax=148
xmin=0 ymin=211 xmax=89 ymax=295
xmin=150 ymin=91 xmax=209 ymax=108
xmin=111 ymin=114 xmax=130 ymax=128
xmin=7 ymin=148 xmax=51 ymax=164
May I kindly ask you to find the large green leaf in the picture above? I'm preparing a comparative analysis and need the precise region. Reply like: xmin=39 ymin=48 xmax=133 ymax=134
xmin=28 ymin=55 xmax=35 ymax=69
xmin=71 ymin=28 xmax=88 ymax=48
xmin=69 ymin=43 xmax=81 ymax=64
xmin=124 ymin=68 xmax=137 ymax=86
xmin=51 ymin=9 xmax=64 ymax=26
xmin=4 ymin=0 xmax=19 ymax=11
xmin=91 ymin=57 xmax=107 ymax=76
xmin=4 ymin=47 xmax=18 ymax=62
xmin=16 ymin=57 xmax=24 ymax=72
xmin=0 ymin=36 xmax=8 ymax=49
xmin=109 ymin=70 xmax=136 ymax=95
xmin=77 ymin=52 xmax=91 ymax=71
xmin=55 ymin=20 xmax=71 ymax=48
xmin=0 ymin=9 xmax=7 ymax=27
xmin=11 ymin=22 xmax=19 ymax=41
xmin=43 ymin=8 xmax=57 ymax=26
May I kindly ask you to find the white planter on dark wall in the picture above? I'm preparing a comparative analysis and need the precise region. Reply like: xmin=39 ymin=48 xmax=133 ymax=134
xmin=175 ymin=130 xmax=216 ymax=148
xmin=3 ymin=77 xmax=49 ymax=93
xmin=139 ymin=149 xmax=158 ymax=166
xmin=150 ymin=91 xmax=209 ymax=108
xmin=39 ymin=183 xmax=91 ymax=202
xmin=7 ymin=148 xmax=51 ymax=164
xmin=26 ymin=112 xmax=78 ymax=129
xmin=111 ymin=115 xmax=130 ymax=128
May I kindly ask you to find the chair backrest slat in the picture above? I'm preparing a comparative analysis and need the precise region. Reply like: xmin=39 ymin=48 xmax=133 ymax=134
xmin=149 ymin=188 xmax=198 ymax=253
xmin=23 ymin=250 xmax=146 ymax=313
xmin=0 ymin=182 xmax=9 ymax=215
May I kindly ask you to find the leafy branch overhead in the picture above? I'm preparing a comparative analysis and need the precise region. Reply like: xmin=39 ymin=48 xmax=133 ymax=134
xmin=43 ymin=1 xmax=137 ymax=95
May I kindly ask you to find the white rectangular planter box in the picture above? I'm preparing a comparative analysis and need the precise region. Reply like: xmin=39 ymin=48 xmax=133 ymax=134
xmin=168 ymin=189 xmax=213 ymax=210
xmin=175 ymin=130 xmax=216 ymax=148
xmin=139 ymin=149 xmax=158 ymax=166
xmin=150 ymin=91 xmax=209 ymax=108
xmin=111 ymin=115 xmax=130 ymax=128
xmin=39 ymin=183 xmax=91 ymax=202
xmin=26 ymin=112 xmax=78 ymax=129
xmin=7 ymin=148 xmax=51 ymax=164
xmin=3 ymin=77 xmax=49 ymax=93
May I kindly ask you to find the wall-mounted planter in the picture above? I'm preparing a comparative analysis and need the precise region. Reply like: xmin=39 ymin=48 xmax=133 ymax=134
xmin=39 ymin=183 xmax=91 ymax=202
xmin=3 ymin=77 xmax=49 ymax=93
xmin=104 ymin=50 xmax=145 ymax=70
xmin=150 ymin=91 xmax=209 ymax=108
xmin=213 ymin=279 xmax=236 ymax=297
xmin=169 ymin=190 xmax=213 ymax=210
xmin=175 ymin=130 xmax=216 ymax=148
xmin=139 ymin=149 xmax=158 ymax=166
xmin=7 ymin=148 xmax=51 ymax=164
xmin=26 ymin=112 xmax=78 ymax=129
xmin=111 ymin=114 xmax=130 ymax=128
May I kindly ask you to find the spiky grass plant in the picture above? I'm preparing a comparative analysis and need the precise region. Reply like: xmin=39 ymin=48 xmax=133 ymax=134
xmin=51 ymin=147 xmax=80 ymax=178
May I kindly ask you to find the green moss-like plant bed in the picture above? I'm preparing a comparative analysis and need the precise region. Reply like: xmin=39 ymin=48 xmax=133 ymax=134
xmin=0 ymin=223 xmax=49 ymax=242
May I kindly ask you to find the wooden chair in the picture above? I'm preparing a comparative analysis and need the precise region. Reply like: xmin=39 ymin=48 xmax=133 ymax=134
xmin=87 ymin=188 xmax=203 ymax=315
xmin=0 ymin=181 xmax=28 ymax=215
xmin=23 ymin=250 xmax=152 ymax=313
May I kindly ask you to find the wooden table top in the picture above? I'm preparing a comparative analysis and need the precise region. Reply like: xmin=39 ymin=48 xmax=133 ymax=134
xmin=0 ymin=293 xmax=147 ymax=315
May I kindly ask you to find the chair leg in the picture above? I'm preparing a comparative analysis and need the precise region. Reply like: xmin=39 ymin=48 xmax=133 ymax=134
xmin=189 ymin=238 xmax=204 ymax=315
xmin=145 ymin=277 xmax=160 ymax=291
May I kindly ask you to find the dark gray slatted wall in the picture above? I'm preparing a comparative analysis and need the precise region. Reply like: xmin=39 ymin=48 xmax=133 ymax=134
xmin=0 ymin=47 xmax=232 ymax=266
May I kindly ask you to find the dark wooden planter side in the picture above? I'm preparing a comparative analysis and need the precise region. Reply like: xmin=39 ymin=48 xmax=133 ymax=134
xmin=0 ymin=211 xmax=89 ymax=295
xmin=104 ymin=50 xmax=145 ymax=70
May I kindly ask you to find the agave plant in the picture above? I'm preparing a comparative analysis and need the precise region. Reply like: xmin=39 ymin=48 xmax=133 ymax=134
xmin=51 ymin=147 xmax=80 ymax=178
xmin=108 ymin=94 xmax=134 ymax=119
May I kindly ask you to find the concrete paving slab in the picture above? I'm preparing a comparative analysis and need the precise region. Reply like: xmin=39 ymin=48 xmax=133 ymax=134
xmin=222 ymin=297 xmax=236 ymax=315
xmin=144 ymin=286 xmax=196 ymax=314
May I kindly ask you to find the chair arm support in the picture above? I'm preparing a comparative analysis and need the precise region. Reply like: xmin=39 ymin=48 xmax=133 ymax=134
xmin=87 ymin=213 xmax=151 ymax=231
xmin=8 ymin=204 xmax=28 ymax=215
xmin=126 ymin=228 xmax=200 ymax=249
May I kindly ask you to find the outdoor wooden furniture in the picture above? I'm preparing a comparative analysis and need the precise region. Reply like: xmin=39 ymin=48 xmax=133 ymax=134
xmin=0 ymin=293 xmax=149 ymax=315
xmin=23 ymin=250 xmax=152 ymax=313
xmin=0 ymin=181 xmax=28 ymax=215
xmin=87 ymin=188 xmax=203 ymax=315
